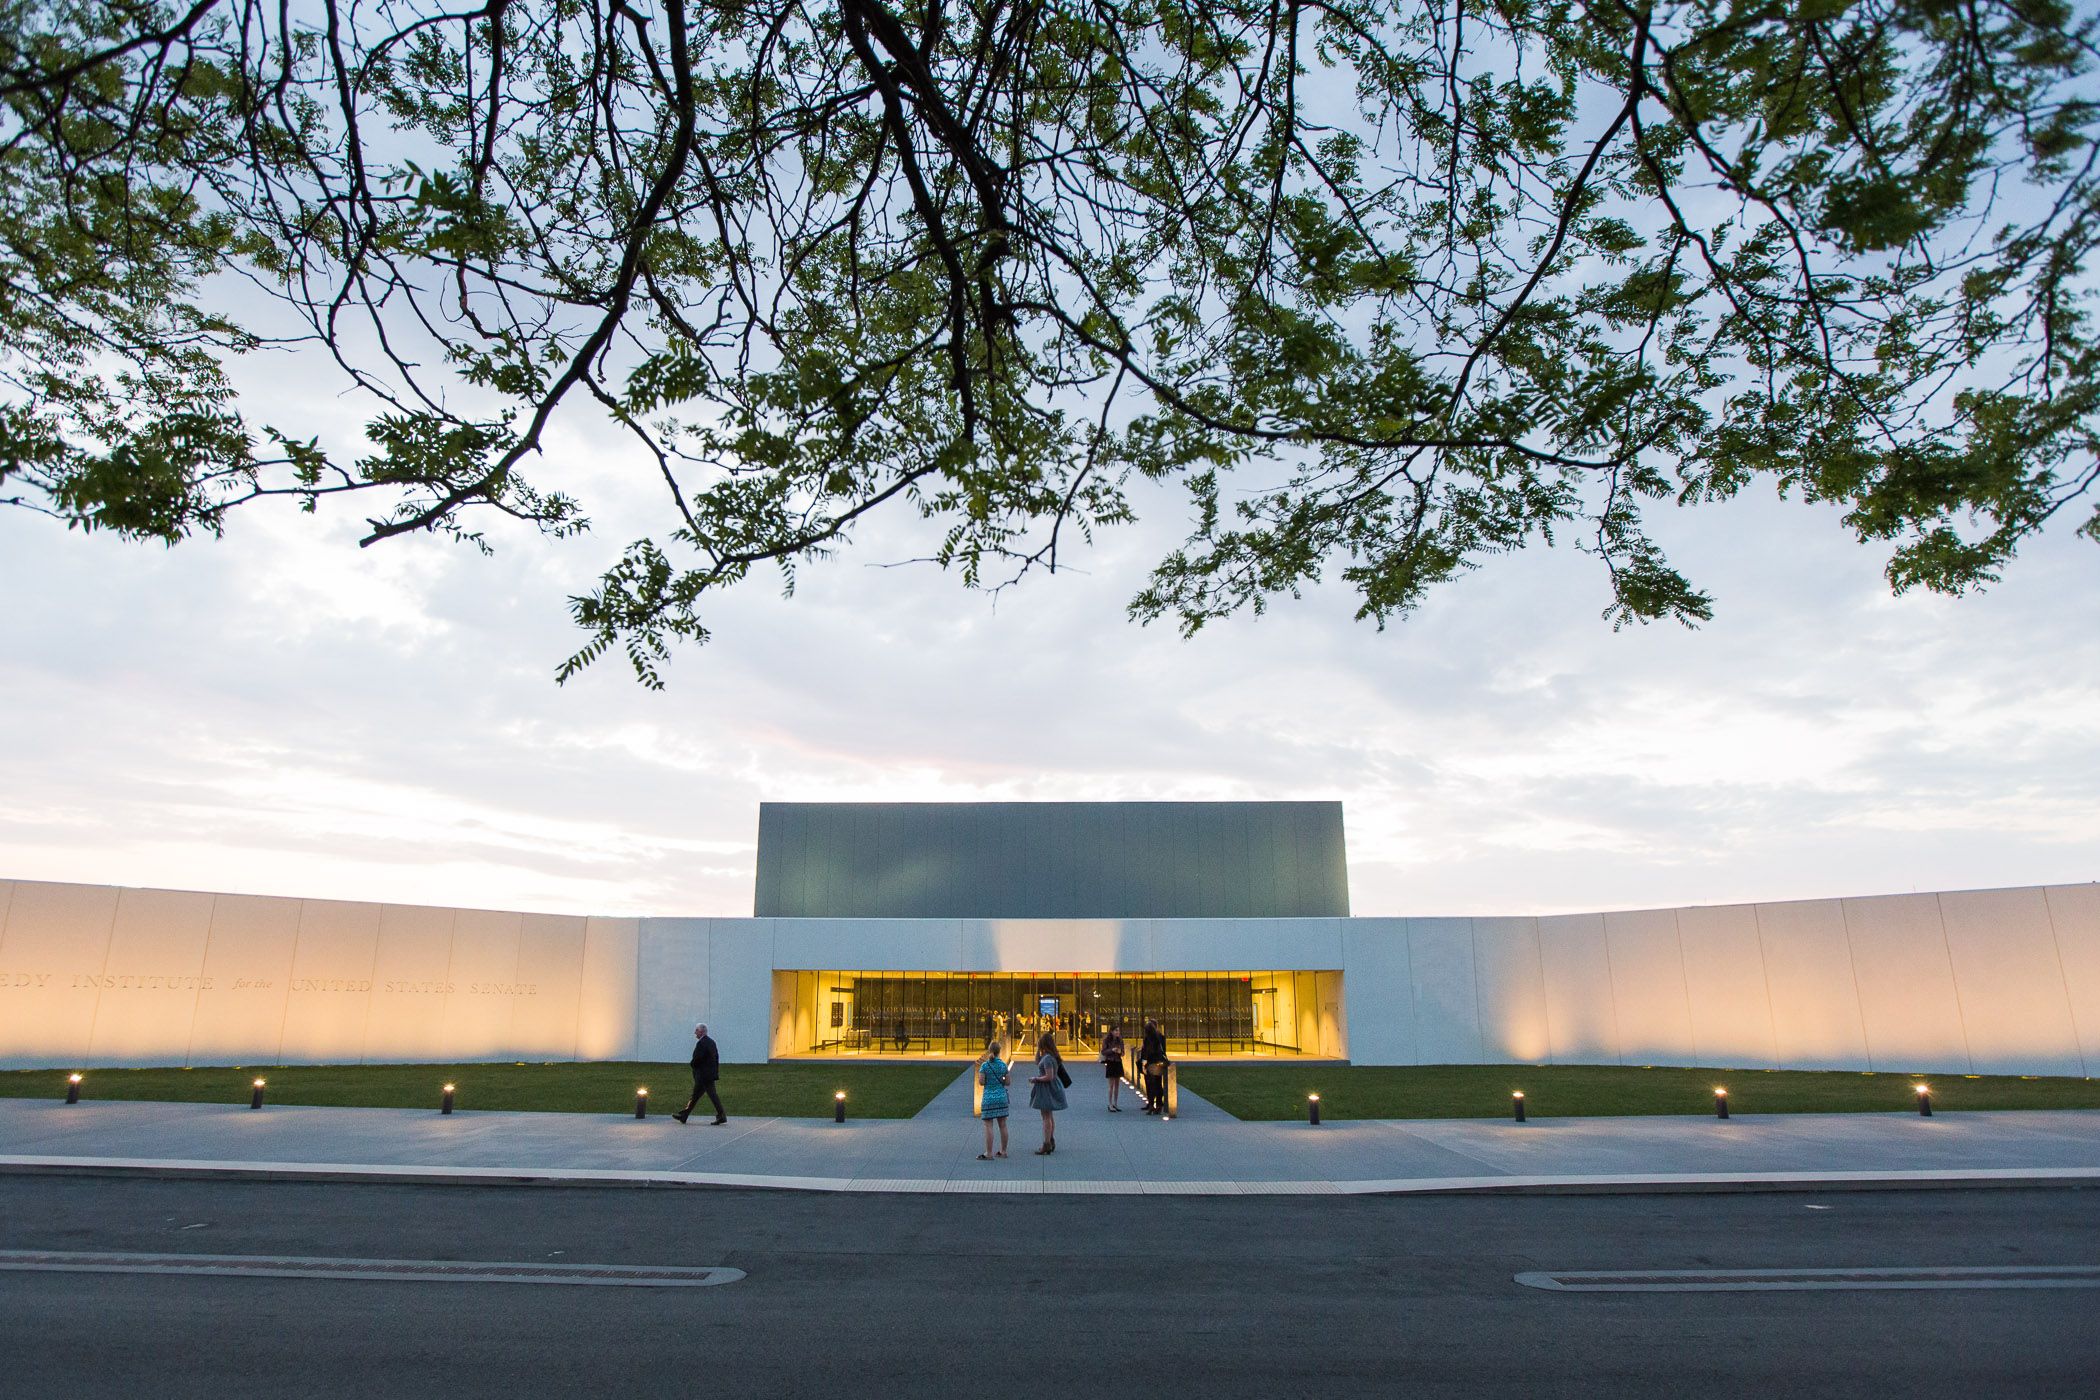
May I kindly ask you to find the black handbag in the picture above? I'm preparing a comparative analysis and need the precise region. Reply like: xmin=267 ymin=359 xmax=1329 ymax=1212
xmin=1056 ymin=1060 xmax=1072 ymax=1088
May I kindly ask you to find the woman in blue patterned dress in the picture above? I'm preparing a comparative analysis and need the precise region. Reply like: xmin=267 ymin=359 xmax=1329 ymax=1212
xmin=976 ymin=1041 xmax=1009 ymax=1160
xmin=1027 ymin=1029 xmax=1067 ymax=1154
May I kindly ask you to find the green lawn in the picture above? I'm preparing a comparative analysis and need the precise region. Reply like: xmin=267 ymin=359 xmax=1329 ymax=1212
xmin=0 ymin=1061 xmax=960 ymax=1119
xmin=1176 ymin=1063 xmax=2100 ymax=1121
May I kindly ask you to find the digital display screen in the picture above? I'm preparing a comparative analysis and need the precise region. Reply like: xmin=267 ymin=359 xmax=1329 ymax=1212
xmin=1038 ymin=997 xmax=1059 ymax=1017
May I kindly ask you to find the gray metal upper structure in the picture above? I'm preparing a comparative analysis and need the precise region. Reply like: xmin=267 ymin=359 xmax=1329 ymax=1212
xmin=753 ymin=801 xmax=1350 ymax=919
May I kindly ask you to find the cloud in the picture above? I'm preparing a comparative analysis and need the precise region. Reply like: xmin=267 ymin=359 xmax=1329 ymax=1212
xmin=2 ymin=379 xmax=2096 ymax=919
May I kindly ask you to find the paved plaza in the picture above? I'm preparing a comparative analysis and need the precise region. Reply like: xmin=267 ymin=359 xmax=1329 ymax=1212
xmin=5 ymin=1070 xmax=2096 ymax=1194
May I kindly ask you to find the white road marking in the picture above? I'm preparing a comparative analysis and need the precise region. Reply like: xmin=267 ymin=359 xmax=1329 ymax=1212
xmin=1516 ymin=1266 xmax=2100 ymax=1292
xmin=0 ymin=1250 xmax=744 ymax=1287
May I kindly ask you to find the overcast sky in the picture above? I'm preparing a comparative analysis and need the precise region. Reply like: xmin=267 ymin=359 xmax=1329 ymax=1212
xmin=4 ymin=379 xmax=2097 ymax=919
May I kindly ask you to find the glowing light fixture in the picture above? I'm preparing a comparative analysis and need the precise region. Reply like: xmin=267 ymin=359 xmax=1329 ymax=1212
xmin=441 ymin=1083 xmax=456 ymax=1115
xmin=1512 ymin=1090 xmax=1526 ymax=1123
xmin=635 ymin=1087 xmax=649 ymax=1120
xmin=1915 ymin=1084 xmax=1933 ymax=1117
xmin=65 ymin=1073 xmax=81 ymax=1105
xmin=835 ymin=1090 xmax=848 ymax=1123
xmin=1714 ymin=1087 xmax=1730 ymax=1120
xmin=249 ymin=1078 xmax=266 ymax=1110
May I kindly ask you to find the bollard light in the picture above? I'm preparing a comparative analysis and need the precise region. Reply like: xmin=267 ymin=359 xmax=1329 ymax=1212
xmin=1308 ymin=1093 xmax=1321 ymax=1126
xmin=250 ymin=1078 xmax=266 ymax=1110
xmin=65 ymin=1073 xmax=81 ymax=1105
xmin=441 ymin=1083 xmax=455 ymax=1115
xmin=835 ymin=1090 xmax=847 ymax=1123
xmin=635 ymin=1087 xmax=648 ymax=1119
xmin=1512 ymin=1090 xmax=1526 ymax=1123
xmin=1915 ymin=1084 xmax=1932 ymax=1117
xmin=1714 ymin=1087 xmax=1730 ymax=1119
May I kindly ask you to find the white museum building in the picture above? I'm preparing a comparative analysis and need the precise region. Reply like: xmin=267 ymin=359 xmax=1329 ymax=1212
xmin=1 ymin=801 xmax=2097 ymax=1077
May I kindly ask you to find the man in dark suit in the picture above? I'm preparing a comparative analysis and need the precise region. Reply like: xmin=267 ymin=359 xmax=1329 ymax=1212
xmin=673 ymin=1022 xmax=726 ymax=1125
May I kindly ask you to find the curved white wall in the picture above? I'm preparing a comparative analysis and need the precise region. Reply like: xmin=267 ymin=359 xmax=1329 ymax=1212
xmin=0 ymin=879 xmax=639 ymax=1069
xmin=1338 ymin=886 xmax=2100 ymax=1077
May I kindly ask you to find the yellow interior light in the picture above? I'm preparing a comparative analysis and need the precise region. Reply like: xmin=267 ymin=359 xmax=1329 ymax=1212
xmin=68 ymin=1074 xmax=82 ymax=1084
xmin=253 ymin=1079 xmax=265 ymax=1087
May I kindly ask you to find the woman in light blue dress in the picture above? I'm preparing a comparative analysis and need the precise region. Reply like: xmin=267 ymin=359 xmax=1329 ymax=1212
xmin=977 ymin=1041 xmax=1009 ymax=1160
xmin=1027 ymin=1029 xmax=1067 ymax=1154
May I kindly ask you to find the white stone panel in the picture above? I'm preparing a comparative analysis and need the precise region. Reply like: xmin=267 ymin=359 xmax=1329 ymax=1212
xmin=964 ymin=919 xmax=1131 ymax=972
xmin=2045 ymin=884 xmax=2100 ymax=1073
xmin=1470 ymin=917 xmax=1550 ymax=1064
xmin=83 ymin=886 xmax=215 ymax=1068
xmin=576 ymin=917 xmax=641 ymax=1061
xmin=1151 ymin=917 xmax=1343 ymax=973
xmin=1841 ymin=893 xmax=1969 ymax=1072
xmin=1405 ymin=918 xmax=1483 ymax=1063
xmin=708 ymin=919 xmax=775 ymax=1062
xmin=512 ymin=913 xmax=588 ymax=1060
xmin=1339 ymin=919 xmax=1413 ymax=1064
xmin=439 ymin=909 xmax=525 ymax=1061
xmin=365 ymin=904 xmax=456 ymax=1063
xmin=1753 ymin=898 xmax=1869 ymax=1070
xmin=278 ymin=899 xmax=382 ymax=1064
xmin=1316 ymin=970 xmax=1347 ymax=1058
xmin=187 ymin=894 xmax=301 ymax=1065
xmin=636 ymin=918 xmax=710 ymax=1062
xmin=773 ymin=918 xmax=962 ymax=972
xmin=1675 ymin=903 xmax=1779 ymax=1069
xmin=1537 ymin=913 xmax=1619 ymax=1065
xmin=0 ymin=880 xmax=119 ymax=1067
xmin=1938 ymin=887 xmax=2084 ymax=1076
xmin=1604 ymin=908 xmax=1697 ymax=1065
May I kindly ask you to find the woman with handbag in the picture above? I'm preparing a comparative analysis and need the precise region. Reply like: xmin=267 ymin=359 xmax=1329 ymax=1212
xmin=1028 ymin=1029 xmax=1069 ymax=1154
xmin=1100 ymin=1025 xmax=1127 ymax=1111
xmin=976 ymin=1040 xmax=1010 ymax=1160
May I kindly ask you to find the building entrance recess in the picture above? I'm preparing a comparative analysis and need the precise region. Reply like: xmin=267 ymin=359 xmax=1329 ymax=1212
xmin=772 ymin=971 xmax=1340 ymax=1059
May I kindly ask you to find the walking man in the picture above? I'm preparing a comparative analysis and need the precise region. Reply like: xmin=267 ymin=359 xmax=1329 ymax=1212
xmin=674 ymin=1022 xmax=726 ymax=1125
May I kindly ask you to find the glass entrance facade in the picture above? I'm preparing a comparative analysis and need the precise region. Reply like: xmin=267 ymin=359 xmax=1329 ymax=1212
xmin=772 ymin=971 xmax=1340 ymax=1058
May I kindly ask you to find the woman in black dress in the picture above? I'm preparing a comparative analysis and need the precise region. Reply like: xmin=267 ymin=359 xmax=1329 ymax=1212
xmin=1100 ymin=1025 xmax=1127 ymax=1111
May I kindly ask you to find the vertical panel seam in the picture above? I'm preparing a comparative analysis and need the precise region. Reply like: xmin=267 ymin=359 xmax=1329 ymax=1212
xmin=1531 ymin=918 xmax=1553 ymax=1066
xmin=356 ymin=907 xmax=386 ymax=1067
xmin=568 ymin=918 xmax=590 ymax=1062
xmin=1404 ymin=920 xmax=1425 ymax=1065
xmin=435 ymin=908 xmax=461 ymax=1062
xmin=1599 ymin=916 xmax=1625 ymax=1067
xmin=1839 ymin=900 xmax=1876 ymax=1073
xmin=2041 ymin=887 xmax=2090 ymax=1078
xmin=1934 ymin=893 xmax=1976 ymax=1073
xmin=274 ymin=901 xmax=305 ymax=1065
xmin=1749 ymin=902 xmax=1782 ymax=1069
xmin=82 ymin=886 xmax=123 ymax=1065
xmin=632 ymin=919 xmax=645 ymax=1060
xmin=1467 ymin=919 xmax=1488 ymax=1064
xmin=1672 ymin=908 xmax=1700 ymax=1068
xmin=184 ymin=894 xmax=217 ymax=1068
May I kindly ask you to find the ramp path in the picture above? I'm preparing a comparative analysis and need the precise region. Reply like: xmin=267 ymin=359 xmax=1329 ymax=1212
xmin=4 ymin=1071 xmax=2096 ymax=1195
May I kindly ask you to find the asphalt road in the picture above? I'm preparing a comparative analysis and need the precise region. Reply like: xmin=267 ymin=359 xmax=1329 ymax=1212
xmin=2 ymin=1176 xmax=2096 ymax=1398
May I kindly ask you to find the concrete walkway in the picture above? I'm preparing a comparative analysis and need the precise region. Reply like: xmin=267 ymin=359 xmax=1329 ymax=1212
xmin=4 ymin=1071 xmax=2096 ymax=1195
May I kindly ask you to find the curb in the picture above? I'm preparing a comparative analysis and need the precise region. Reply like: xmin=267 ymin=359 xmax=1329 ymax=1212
xmin=5 ymin=1155 xmax=2099 ymax=1197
